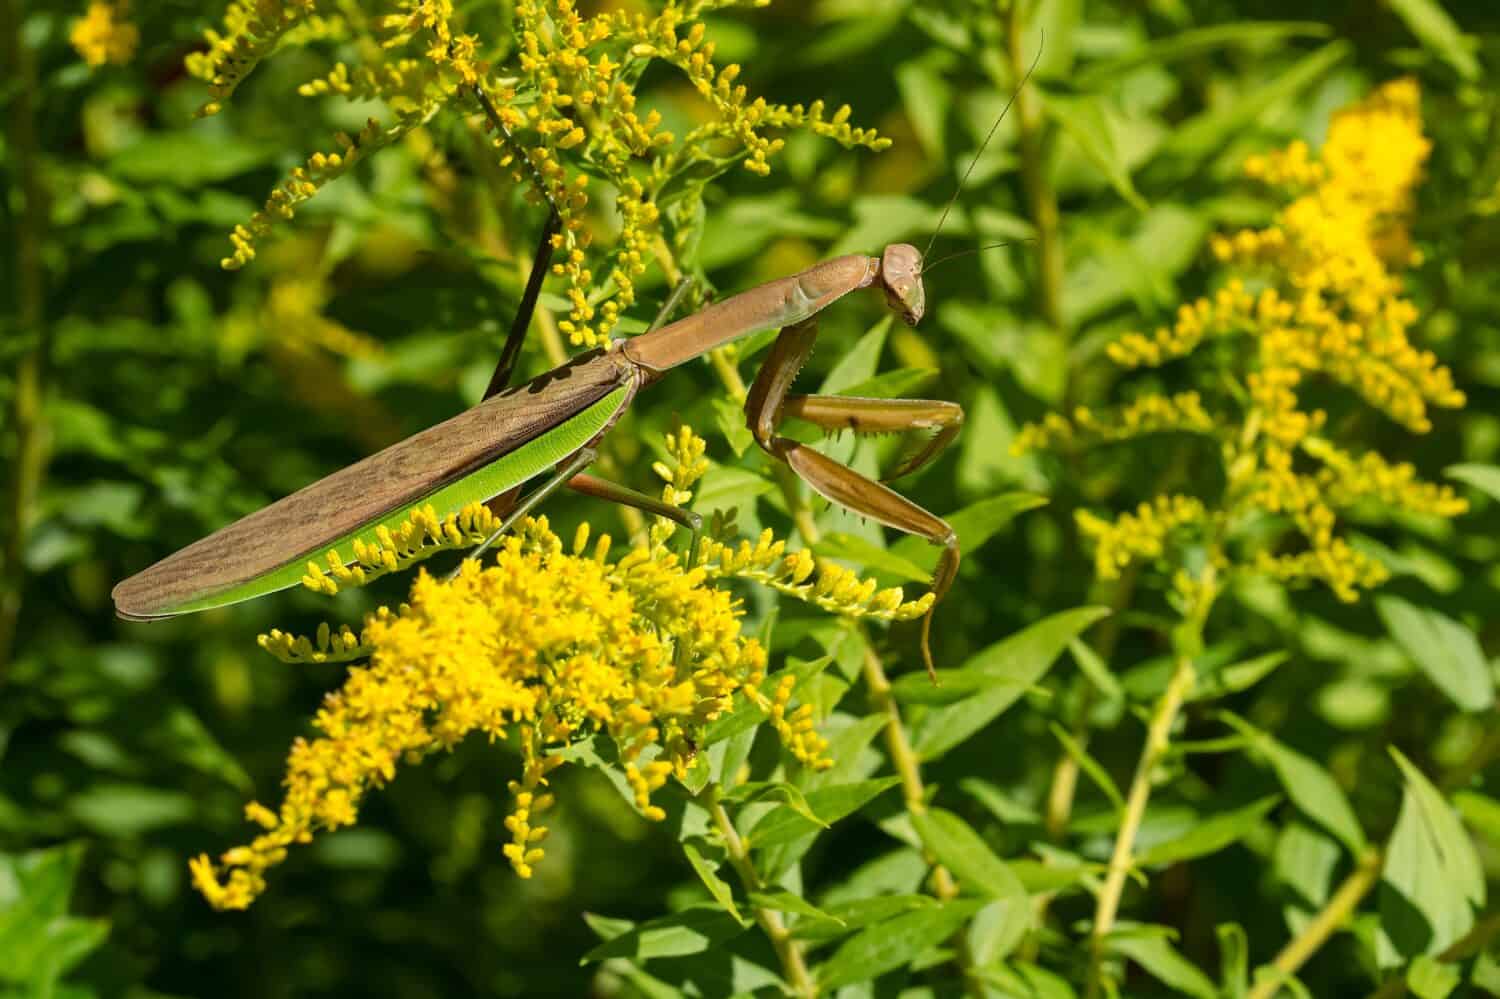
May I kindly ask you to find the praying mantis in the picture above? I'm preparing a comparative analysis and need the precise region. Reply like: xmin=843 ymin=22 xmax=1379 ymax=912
xmin=111 ymin=70 xmax=1035 ymax=678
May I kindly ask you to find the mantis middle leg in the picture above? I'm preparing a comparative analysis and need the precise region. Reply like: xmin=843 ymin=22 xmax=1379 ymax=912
xmin=744 ymin=318 xmax=963 ymax=679
xmin=480 ymin=274 xmax=701 ymax=553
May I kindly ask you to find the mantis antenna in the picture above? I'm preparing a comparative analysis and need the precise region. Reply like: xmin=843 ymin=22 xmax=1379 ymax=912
xmin=921 ymin=32 xmax=1046 ymax=267
xmin=922 ymin=237 xmax=1038 ymax=273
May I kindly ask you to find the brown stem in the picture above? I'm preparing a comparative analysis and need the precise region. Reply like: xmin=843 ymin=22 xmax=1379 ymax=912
xmin=0 ymin=0 xmax=48 ymax=680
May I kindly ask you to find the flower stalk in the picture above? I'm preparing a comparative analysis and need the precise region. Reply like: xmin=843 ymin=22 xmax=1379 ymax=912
xmin=706 ymin=789 xmax=817 ymax=999
xmin=1245 ymin=847 xmax=1383 ymax=999
xmin=1086 ymin=573 xmax=1216 ymax=998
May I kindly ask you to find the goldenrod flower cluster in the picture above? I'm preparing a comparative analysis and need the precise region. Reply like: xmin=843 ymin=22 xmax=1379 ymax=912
xmin=188 ymin=0 xmax=890 ymax=344
xmin=193 ymin=517 xmax=777 ymax=910
xmin=70 ymin=0 xmax=138 ymax=67
xmin=1018 ymin=80 xmax=1465 ymax=602
xmin=1013 ymin=391 xmax=1217 ymax=453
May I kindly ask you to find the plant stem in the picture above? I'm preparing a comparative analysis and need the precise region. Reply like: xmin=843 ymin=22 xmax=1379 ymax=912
xmin=1246 ymin=848 xmax=1384 ymax=999
xmin=1006 ymin=0 xmax=1065 ymax=335
xmin=707 ymin=790 xmax=817 ymax=998
xmin=1086 ymin=577 xmax=1214 ymax=998
xmin=1085 ymin=650 xmax=1197 ymax=995
xmin=0 ymin=0 xmax=48 ymax=681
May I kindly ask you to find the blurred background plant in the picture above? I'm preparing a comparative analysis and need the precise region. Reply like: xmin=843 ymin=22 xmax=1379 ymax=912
xmin=3 ymin=0 xmax=1500 ymax=997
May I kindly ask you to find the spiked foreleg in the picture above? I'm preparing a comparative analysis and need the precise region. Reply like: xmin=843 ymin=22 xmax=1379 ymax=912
xmin=745 ymin=319 xmax=961 ymax=680
xmin=780 ymin=395 xmax=963 ymax=481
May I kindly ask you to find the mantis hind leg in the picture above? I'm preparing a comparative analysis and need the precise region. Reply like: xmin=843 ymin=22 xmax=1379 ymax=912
xmin=453 ymin=447 xmax=597 ymax=576
xmin=745 ymin=319 xmax=961 ymax=680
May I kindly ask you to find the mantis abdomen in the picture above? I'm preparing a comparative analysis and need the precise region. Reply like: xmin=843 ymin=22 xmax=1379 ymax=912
xmin=113 ymin=351 xmax=637 ymax=620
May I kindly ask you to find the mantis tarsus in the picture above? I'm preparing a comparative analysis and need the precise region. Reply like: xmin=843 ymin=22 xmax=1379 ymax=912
xmin=112 ymin=64 xmax=1040 ymax=677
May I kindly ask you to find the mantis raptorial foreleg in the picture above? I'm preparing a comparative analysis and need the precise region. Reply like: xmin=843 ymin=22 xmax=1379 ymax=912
xmin=780 ymin=396 xmax=963 ymax=482
xmin=744 ymin=317 xmax=962 ymax=679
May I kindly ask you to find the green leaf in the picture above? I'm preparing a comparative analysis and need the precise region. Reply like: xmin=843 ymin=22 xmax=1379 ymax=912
xmin=1273 ymin=822 xmax=1340 ymax=909
xmin=1407 ymin=954 xmax=1462 ymax=999
xmin=747 ymin=891 xmax=845 ymax=927
xmin=1221 ymin=712 xmax=1366 ymax=855
xmin=1385 ymin=0 xmax=1479 ymax=80
xmin=910 ymin=808 xmax=1029 ymax=903
xmin=1191 ymin=651 xmax=1288 ymax=702
xmin=818 ymin=318 xmax=889 ymax=394
xmin=967 ymin=896 xmax=1032 ymax=967
xmin=1049 ymin=724 xmax=1124 ymax=814
xmin=0 ymin=843 xmax=109 ymax=989
xmin=1454 ymin=790 xmax=1500 ymax=846
xmin=691 ymin=465 xmax=773 ymax=514
xmin=1377 ymin=596 xmax=1494 ymax=712
xmin=109 ymin=130 xmax=278 ymax=185
xmin=790 ymin=894 xmax=936 ymax=943
xmin=973 ymin=961 xmax=1080 ymax=998
xmin=828 ymin=366 xmax=938 ymax=401
xmin=815 ymin=898 xmax=985 ymax=990
xmin=1039 ymin=92 xmax=1148 ymax=212
xmin=713 ymin=397 xmax=755 ymax=457
xmin=1446 ymin=462 xmax=1500 ymax=502
xmin=1068 ymin=637 xmax=1125 ymax=706
xmin=906 ymin=607 xmax=1110 ymax=759
xmin=1473 ymin=951 xmax=1500 ymax=995
xmin=65 ymin=784 xmax=195 ymax=837
xmin=721 ymin=781 xmax=827 ymax=829
xmin=680 ymin=842 xmax=746 ymax=926
xmin=1138 ymin=796 xmax=1280 ymax=867
xmin=581 ymin=905 xmax=747 ymax=963
xmin=1377 ymin=749 xmax=1485 ymax=967
xmin=1219 ymin=923 xmax=1250 ymax=999
xmin=1107 ymin=928 xmax=1217 ymax=999
xmin=746 ymin=777 xmax=901 ymax=849
xmin=895 ymin=58 xmax=950 ymax=162
xmin=1151 ymin=42 xmax=1349 ymax=177
xmin=1076 ymin=22 xmax=1332 ymax=86
xmin=814 ymin=532 xmax=931 ymax=583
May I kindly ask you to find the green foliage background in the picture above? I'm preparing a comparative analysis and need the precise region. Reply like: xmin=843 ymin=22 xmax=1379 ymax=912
xmin=3 ymin=1 xmax=1500 ymax=996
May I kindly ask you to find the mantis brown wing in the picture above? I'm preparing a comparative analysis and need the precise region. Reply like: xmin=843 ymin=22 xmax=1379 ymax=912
xmin=113 ymin=351 xmax=638 ymax=620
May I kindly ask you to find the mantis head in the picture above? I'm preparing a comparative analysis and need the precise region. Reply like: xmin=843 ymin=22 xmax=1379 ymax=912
xmin=879 ymin=243 xmax=926 ymax=326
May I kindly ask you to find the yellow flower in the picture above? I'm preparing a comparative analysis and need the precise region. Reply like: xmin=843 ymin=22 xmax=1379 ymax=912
xmin=192 ymin=515 xmax=797 ymax=909
xmin=191 ymin=0 xmax=890 ymax=347
xmin=1019 ymin=80 xmax=1465 ymax=603
xmin=71 ymin=1 xmax=138 ymax=67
